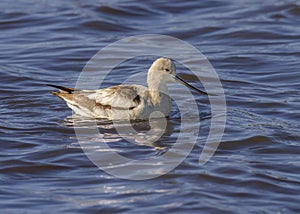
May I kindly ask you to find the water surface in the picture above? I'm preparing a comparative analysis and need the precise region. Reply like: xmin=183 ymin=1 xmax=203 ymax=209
xmin=1 ymin=0 xmax=300 ymax=213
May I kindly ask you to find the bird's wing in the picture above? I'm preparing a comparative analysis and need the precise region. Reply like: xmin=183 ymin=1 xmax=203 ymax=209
xmin=49 ymin=84 xmax=146 ymax=116
xmin=93 ymin=85 xmax=146 ymax=110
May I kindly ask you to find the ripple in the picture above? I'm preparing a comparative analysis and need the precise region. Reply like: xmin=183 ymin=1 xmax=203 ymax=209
xmin=0 ymin=0 xmax=300 ymax=212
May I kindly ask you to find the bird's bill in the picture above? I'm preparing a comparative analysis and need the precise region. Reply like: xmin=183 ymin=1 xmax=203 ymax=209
xmin=174 ymin=75 xmax=208 ymax=95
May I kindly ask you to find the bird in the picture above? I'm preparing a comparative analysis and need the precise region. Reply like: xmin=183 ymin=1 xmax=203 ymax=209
xmin=48 ymin=57 xmax=208 ymax=120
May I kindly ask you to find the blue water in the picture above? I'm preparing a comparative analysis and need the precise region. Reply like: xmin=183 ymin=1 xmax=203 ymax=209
xmin=1 ymin=0 xmax=300 ymax=213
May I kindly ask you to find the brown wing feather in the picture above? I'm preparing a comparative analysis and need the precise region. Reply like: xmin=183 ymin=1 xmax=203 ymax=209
xmin=95 ymin=85 xmax=142 ymax=109
xmin=52 ymin=92 xmax=111 ymax=111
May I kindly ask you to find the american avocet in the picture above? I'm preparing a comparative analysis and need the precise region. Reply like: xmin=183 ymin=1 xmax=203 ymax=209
xmin=48 ymin=57 xmax=207 ymax=120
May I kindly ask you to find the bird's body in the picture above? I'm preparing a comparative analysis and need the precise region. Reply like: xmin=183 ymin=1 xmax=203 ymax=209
xmin=49 ymin=58 xmax=207 ymax=120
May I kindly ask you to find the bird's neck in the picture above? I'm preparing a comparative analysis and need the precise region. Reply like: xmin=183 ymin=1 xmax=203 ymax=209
xmin=148 ymin=81 xmax=169 ymax=106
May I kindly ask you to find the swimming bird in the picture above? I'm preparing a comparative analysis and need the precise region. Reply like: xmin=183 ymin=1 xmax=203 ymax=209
xmin=48 ymin=57 xmax=207 ymax=120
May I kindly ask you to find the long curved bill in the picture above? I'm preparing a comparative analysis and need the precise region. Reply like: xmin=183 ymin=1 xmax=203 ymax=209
xmin=175 ymin=75 xmax=208 ymax=95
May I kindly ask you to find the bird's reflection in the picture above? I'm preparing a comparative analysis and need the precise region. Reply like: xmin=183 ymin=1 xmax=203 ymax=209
xmin=64 ymin=114 xmax=177 ymax=154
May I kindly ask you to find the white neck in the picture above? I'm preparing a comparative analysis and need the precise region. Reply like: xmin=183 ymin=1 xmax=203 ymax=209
xmin=147 ymin=72 xmax=169 ymax=105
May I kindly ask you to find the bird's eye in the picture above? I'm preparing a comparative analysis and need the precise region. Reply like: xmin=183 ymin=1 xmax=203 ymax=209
xmin=165 ymin=68 xmax=170 ymax=72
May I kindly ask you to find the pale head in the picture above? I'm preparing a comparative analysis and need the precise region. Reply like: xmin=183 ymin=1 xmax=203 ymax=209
xmin=147 ymin=57 xmax=208 ymax=95
xmin=147 ymin=57 xmax=176 ymax=85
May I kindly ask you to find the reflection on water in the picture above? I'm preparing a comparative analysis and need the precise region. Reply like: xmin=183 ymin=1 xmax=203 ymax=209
xmin=64 ymin=115 xmax=171 ymax=149
xmin=0 ymin=0 xmax=300 ymax=212
xmin=64 ymin=112 xmax=204 ymax=180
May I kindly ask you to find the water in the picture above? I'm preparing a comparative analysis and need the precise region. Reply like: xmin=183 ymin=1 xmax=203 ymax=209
xmin=1 ymin=0 xmax=300 ymax=213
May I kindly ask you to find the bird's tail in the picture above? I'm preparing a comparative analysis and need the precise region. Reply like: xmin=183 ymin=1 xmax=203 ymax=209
xmin=47 ymin=84 xmax=75 ymax=94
